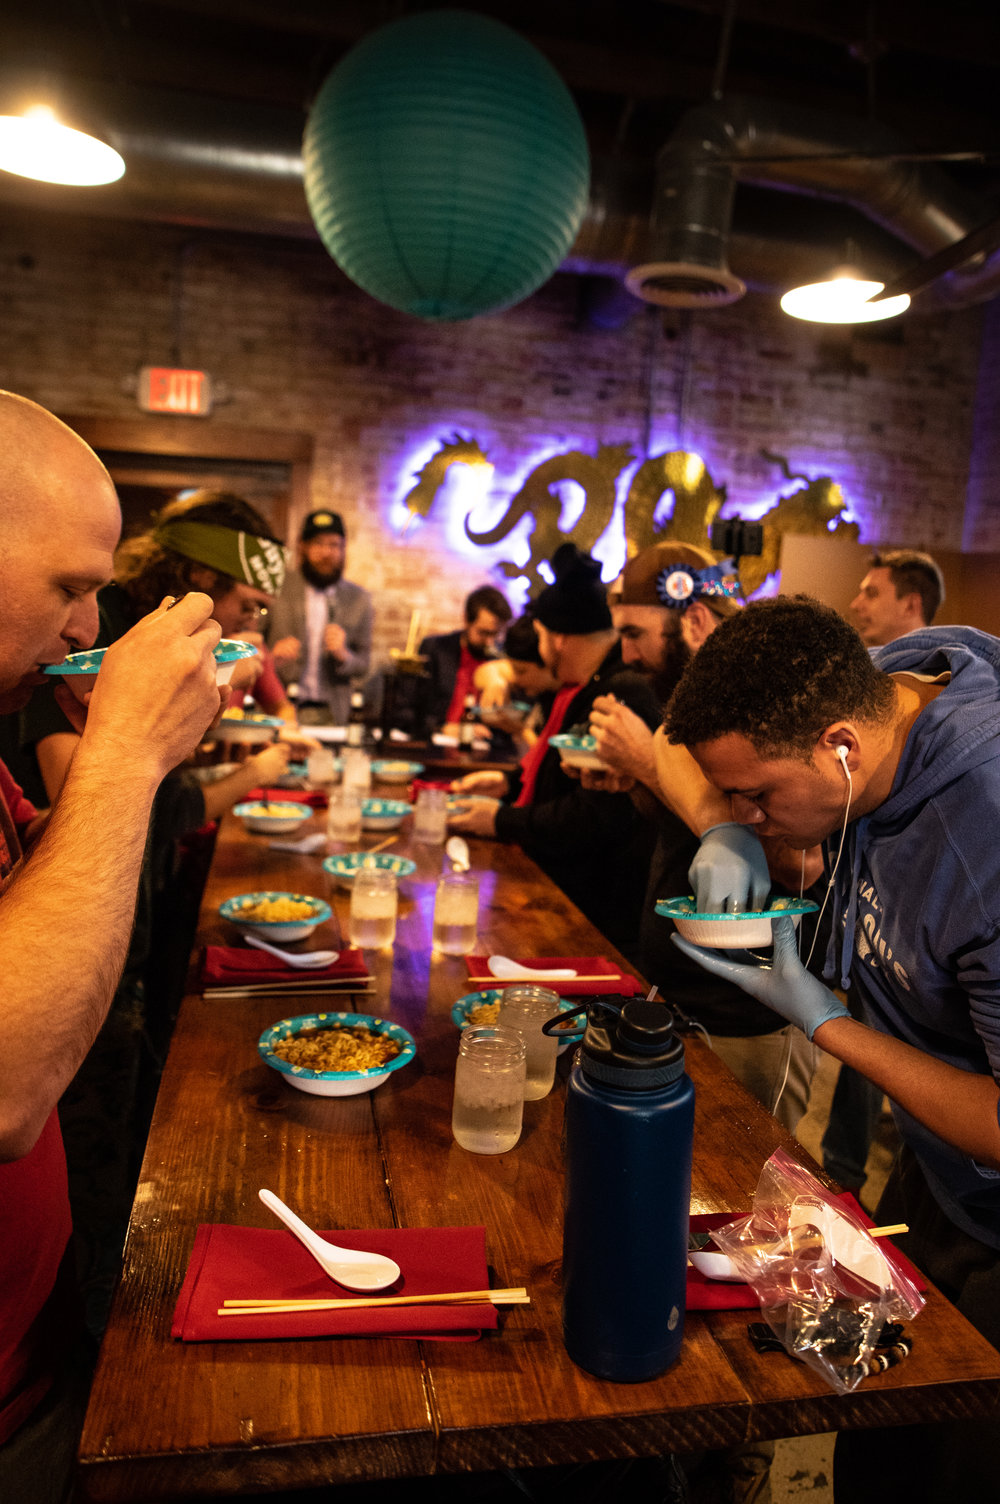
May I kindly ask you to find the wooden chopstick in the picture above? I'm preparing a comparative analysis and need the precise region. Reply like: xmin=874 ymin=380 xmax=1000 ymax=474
xmin=365 ymin=835 xmax=398 ymax=855
xmin=466 ymin=975 xmax=618 ymax=986
xmin=869 ymin=1223 xmax=908 ymax=1238
xmin=218 ymin=1286 xmax=529 ymax=1316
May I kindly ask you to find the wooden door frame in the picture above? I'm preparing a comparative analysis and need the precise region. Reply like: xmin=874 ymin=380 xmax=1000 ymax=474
xmin=60 ymin=414 xmax=314 ymax=541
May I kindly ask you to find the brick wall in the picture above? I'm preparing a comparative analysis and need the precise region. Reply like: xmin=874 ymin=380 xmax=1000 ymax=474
xmin=0 ymin=208 xmax=986 ymax=663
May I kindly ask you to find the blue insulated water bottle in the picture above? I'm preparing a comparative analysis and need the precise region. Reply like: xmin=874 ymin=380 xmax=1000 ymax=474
xmin=559 ymin=997 xmax=695 ymax=1382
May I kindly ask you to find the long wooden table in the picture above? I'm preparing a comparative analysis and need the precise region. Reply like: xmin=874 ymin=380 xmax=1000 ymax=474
xmin=77 ymin=803 xmax=1000 ymax=1500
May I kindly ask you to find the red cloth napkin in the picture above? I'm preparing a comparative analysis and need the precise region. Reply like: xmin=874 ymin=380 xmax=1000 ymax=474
xmin=201 ymin=946 xmax=370 ymax=990
xmin=685 ymin=1198 xmax=926 ymax=1311
xmin=246 ymin=786 xmax=328 ymax=809
xmin=464 ymin=957 xmax=643 ymax=998
xmin=172 ymin=1224 xmax=497 ymax=1342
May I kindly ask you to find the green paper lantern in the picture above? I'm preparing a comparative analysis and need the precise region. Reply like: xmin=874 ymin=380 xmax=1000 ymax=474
xmin=303 ymin=9 xmax=590 ymax=321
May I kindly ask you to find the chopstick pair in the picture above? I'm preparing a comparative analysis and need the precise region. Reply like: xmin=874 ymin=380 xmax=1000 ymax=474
xmin=218 ymin=1286 xmax=529 ymax=1317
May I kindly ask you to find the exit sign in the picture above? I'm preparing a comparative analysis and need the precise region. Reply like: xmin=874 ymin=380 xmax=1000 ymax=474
xmin=138 ymin=366 xmax=212 ymax=416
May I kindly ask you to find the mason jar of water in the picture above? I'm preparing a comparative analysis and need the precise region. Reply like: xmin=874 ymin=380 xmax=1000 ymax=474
xmin=497 ymin=985 xmax=561 ymax=1100
xmin=432 ymin=872 xmax=479 ymax=955
xmin=451 ymin=1026 xmax=526 ymax=1154
xmin=348 ymin=866 xmax=397 ymax=948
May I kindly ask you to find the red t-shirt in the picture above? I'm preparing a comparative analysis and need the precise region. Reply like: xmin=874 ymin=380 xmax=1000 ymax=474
xmin=0 ymin=760 xmax=77 ymax=1445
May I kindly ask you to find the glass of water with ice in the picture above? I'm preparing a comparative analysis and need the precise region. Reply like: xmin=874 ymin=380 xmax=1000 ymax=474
xmin=432 ymin=873 xmax=479 ymax=955
xmin=348 ymin=866 xmax=398 ymax=949
xmin=451 ymin=1026 xmax=526 ymax=1154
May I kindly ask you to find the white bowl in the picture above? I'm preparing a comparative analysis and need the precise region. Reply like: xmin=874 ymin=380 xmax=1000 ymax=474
xmin=360 ymin=798 xmax=412 ymax=831
xmin=258 ymin=1012 xmax=416 ymax=1097
xmin=232 ymin=800 xmax=312 ymax=835
xmin=450 ymin=990 xmax=584 ymax=1055
xmin=216 ymin=713 xmax=283 ymax=745
xmin=655 ymin=895 xmax=818 ymax=949
xmin=44 ymin=638 xmax=257 ymax=703
xmin=322 ymin=852 xmax=417 ymax=886
xmin=219 ymin=890 xmax=332 ymax=942
xmin=371 ymin=760 xmax=424 ymax=785
xmin=549 ymin=733 xmax=609 ymax=772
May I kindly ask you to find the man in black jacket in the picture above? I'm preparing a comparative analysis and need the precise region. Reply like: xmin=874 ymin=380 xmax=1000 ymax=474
xmin=416 ymin=584 xmax=512 ymax=736
xmin=448 ymin=547 xmax=659 ymax=957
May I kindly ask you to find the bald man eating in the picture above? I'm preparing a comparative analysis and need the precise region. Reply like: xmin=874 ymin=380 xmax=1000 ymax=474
xmin=0 ymin=393 xmax=223 ymax=1500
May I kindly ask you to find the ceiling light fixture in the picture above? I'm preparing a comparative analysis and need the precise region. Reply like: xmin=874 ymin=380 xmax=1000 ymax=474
xmin=780 ymin=264 xmax=909 ymax=323
xmin=0 ymin=102 xmax=124 ymax=187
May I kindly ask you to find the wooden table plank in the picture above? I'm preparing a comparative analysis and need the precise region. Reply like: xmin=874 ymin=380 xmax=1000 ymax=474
xmin=77 ymin=804 xmax=1000 ymax=1500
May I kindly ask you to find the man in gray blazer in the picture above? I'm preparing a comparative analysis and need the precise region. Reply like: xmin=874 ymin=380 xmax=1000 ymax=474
xmin=268 ymin=510 xmax=373 ymax=725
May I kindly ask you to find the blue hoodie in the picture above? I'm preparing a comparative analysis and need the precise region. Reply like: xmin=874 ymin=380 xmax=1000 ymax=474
xmin=825 ymin=626 xmax=1000 ymax=1249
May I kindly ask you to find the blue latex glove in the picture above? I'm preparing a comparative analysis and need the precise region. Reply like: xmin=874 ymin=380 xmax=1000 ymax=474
xmin=689 ymin=822 xmax=771 ymax=913
xmin=672 ymin=916 xmax=850 ymax=1041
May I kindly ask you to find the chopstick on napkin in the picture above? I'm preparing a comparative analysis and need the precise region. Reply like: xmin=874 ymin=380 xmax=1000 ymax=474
xmin=464 ymin=956 xmax=643 ymax=998
xmin=173 ymin=1224 xmax=499 ymax=1342
xmin=218 ymin=1287 xmax=529 ymax=1315
xmin=201 ymin=945 xmax=371 ymax=995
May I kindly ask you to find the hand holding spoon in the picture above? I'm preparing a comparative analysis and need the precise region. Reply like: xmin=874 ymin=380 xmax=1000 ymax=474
xmin=259 ymin=1189 xmax=401 ymax=1291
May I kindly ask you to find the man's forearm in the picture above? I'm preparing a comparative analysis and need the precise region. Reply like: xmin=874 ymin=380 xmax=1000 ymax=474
xmin=652 ymin=729 xmax=732 ymax=836
xmin=0 ymin=744 xmax=158 ymax=1159
xmin=814 ymin=1015 xmax=1000 ymax=1169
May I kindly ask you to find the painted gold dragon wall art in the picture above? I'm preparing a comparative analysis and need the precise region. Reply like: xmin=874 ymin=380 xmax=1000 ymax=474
xmin=398 ymin=436 xmax=859 ymax=597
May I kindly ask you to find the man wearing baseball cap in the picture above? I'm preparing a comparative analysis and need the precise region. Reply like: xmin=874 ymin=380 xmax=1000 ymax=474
xmin=268 ymin=510 xmax=373 ymax=725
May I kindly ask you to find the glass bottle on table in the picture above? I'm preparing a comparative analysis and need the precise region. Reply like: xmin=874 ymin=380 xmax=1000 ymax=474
xmin=458 ymin=694 xmax=477 ymax=748
xmin=346 ymin=690 xmax=366 ymax=748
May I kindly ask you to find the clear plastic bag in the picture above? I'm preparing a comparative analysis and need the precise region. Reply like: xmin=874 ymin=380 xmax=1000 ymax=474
xmin=710 ymin=1147 xmax=925 ymax=1393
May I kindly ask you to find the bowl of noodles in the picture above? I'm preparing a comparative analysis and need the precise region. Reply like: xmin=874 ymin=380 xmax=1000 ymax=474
xmin=219 ymin=890 xmax=333 ymax=942
xmin=233 ymin=800 xmax=311 ymax=835
xmin=258 ymin=1012 xmax=417 ymax=1096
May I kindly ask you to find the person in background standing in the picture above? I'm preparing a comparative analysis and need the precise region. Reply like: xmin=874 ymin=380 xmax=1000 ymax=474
xmin=269 ymin=510 xmax=374 ymax=725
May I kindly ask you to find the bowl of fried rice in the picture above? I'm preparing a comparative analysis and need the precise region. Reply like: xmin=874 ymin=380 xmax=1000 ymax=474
xmin=258 ymin=1012 xmax=417 ymax=1096
xmin=233 ymin=800 xmax=311 ymax=835
xmin=219 ymin=890 xmax=333 ymax=942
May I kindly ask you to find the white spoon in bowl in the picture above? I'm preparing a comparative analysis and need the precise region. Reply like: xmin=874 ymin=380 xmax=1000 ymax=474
xmin=487 ymin=955 xmax=578 ymax=982
xmin=244 ymin=934 xmax=340 ymax=969
xmin=259 ymin=1189 xmax=401 ymax=1291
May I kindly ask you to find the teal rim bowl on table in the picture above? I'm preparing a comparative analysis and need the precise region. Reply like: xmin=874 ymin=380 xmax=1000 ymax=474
xmin=44 ymin=637 xmax=258 ymax=698
xmin=451 ymin=990 xmax=584 ymax=1054
xmin=655 ymin=895 xmax=818 ymax=949
xmin=360 ymin=797 xmax=412 ymax=830
xmin=233 ymin=800 xmax=311 ymax=834
xmin=322 ymin=852 xmax=417 ymax=886
xmin=549 ymin=733 xmax=609 ymax=771
xmin=371 ymin=759 xmax=424 ymax=784
xmin=220 ymin=890 xmax=333 ymax=942
xmin=258 ymin=1012 xmax=417 ymax=1097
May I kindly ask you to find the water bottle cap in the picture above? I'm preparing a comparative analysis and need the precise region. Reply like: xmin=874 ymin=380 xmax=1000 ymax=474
xmin=579 ymin=998 xmax=686 ymax=1090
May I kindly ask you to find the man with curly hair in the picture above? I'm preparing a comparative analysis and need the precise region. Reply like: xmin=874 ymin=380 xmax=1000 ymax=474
xmin=664 ymin=594 xmax=1000 ymax=1502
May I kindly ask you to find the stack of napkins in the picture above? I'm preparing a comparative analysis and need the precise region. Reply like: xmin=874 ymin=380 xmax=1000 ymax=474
xmin=201 ymin=946 xmax=373 ymax=998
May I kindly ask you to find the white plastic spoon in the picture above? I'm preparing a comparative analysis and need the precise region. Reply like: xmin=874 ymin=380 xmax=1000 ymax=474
xmin=446 ymin=835 xmax=470 ymax=872
xmin=487 ymin=955 xmax=578 ymax=982
xmin=258 ymin=1189 xmax=401 ymax=1291
xmin=244 ymin=934 xmax=340 ymax=969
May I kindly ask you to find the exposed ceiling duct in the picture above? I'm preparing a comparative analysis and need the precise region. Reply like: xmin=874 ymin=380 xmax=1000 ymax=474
xmin=1 ymin=75 xmax=997 ymax=312
xmin=626 ymin=96 xmax=1000 ymax=310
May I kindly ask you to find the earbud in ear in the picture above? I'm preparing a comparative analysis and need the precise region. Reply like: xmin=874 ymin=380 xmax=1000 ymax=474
xmin=836 ymin=745 xmax=849 ymax=765
xmin=835 ymin=744 xmax=852 ymax=783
